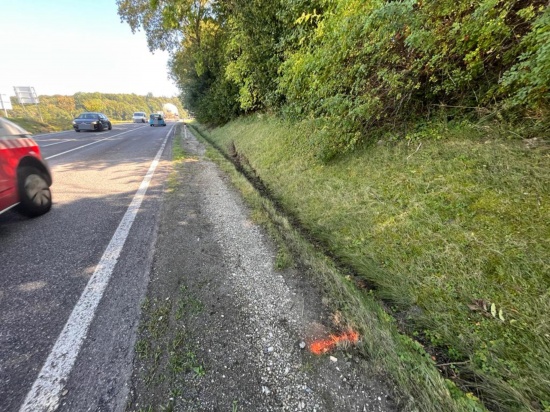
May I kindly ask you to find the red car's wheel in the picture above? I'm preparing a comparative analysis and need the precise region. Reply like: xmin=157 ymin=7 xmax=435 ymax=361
xmin=17 ymin=166 xmax=52 ymax=217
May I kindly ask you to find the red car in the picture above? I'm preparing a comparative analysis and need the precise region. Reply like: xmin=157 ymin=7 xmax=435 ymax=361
xmin=0 ymin=117 xmax=52 ymax=217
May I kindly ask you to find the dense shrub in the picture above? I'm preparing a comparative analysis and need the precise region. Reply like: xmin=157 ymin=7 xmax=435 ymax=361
xmin=119 ymin=0 xmax=548 ymax=153
xmin=279 ymin=0 xmax=548 ymax=159
xmin=501 ymin=6 xmax=550 ymax=115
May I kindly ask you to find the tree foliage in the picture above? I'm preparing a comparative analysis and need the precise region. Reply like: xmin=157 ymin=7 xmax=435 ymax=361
xmin=121 ymin=0 xmax=547 ymax=147
xmin=501 ymin=5 xmax=550 ymax=115
xmin=118 ymin=0 xmax=549 ymax=156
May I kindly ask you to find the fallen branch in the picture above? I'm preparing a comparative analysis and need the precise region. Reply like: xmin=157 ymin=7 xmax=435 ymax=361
xmin=406 ymin=142 xmax=422 ymax=160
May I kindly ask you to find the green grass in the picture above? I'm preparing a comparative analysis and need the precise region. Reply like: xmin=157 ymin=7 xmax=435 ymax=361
xmin=175 ymin=285 xmax=204 ymax=320
xmin=172 ymin=131 xmax=186 ymax=162
xmin=5 ymin=117 xmax=57 ymax=134
xmin=189 ymin=115 xmax=549 ymax=412
xmin=167 ymin=130 xmax=189 ymax=194
xmin=135 ymin=287 xmax=206 ymax=408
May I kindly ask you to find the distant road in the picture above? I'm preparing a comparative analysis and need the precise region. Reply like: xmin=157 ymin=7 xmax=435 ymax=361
xmin=0 ymin=122 xmax=175 ymax=411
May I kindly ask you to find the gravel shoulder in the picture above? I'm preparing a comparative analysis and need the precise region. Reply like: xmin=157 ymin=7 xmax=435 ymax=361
xmin=125 ymin=127 xmax=397 ymax=411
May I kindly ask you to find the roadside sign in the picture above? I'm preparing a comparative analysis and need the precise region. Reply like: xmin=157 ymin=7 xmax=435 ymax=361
xmin=14 ymin=86 xmax=39 ymax=104
xmin=0 ymin=94 xmax=12 ymax=110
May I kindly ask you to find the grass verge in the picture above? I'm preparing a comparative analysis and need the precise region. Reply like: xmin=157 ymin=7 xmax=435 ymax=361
xmin=187 ymin=115 xmax=549 ymax=412
xmin=134 ymin=283 xmax=206 ymax=411
xmin=6 ymin=117 xmax=57 ymax=134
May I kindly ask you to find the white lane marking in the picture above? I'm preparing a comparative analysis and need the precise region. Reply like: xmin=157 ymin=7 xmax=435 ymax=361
xmin=41 ymin=140 xmax=76 ymax=148
xmin=32 ymin=130 xmax=74 ymax=138
xmin=20 ymin=125 xmax=175 ymax=412
xmin=44 ymin=126 xmax=149 ymax=160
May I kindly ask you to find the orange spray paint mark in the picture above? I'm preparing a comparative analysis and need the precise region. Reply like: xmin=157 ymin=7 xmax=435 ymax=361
xmin=309 ymin=330 xmax=359 ymax=355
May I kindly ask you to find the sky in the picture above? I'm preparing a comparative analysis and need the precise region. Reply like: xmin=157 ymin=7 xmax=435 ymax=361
xmin=0 ymin=0 xmax=180 ymax=98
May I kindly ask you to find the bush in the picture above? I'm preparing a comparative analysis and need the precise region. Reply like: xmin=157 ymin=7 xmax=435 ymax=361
xmin=278 ymin=0 xmax=548 ymax=160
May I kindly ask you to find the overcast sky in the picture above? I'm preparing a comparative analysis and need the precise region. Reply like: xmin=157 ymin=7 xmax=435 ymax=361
xmin=0 ymin=0 xmax=179 ymax=98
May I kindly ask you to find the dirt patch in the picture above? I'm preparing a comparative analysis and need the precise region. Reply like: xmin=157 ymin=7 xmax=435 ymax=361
xmin=125 ymin=127 xmax=397 ymax=411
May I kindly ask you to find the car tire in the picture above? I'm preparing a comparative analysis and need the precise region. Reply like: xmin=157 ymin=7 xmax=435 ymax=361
xmin=17 ymin=166 xmax=52 ymax=217
xmin=76 ymin=129 xmax=80 ymax=132
xmin=108 ymin=122 xmax=112 ymax=130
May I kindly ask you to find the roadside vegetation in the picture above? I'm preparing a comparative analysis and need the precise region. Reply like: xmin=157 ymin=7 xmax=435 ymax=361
xmin=134 ymin=287 xmax=206 ymax=411
xmin=6 ymin=117 xmax=56 ymax=134
xmin=189 ymin=115 xmax=549 ymax=412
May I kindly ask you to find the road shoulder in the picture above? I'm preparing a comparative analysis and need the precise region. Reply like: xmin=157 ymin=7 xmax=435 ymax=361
xmin=126 ymin=126 xmax=396 ymax=411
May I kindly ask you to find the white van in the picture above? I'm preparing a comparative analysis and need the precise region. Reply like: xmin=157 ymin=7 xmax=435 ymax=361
xmin=132 ymin=112 xmax=147 ymax=123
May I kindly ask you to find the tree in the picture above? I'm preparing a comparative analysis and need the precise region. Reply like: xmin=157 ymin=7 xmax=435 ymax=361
xmin=84 ymin=98 xmax=105 ymax=113
xmin=117 ymin=0 xmax=212 ymax=52
xmin=55 ymin=95 xmax=76 ymax=117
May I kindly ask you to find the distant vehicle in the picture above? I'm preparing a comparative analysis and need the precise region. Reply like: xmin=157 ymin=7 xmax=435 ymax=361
xmin=73 ymin=112 xmax=112 ymax=132
xmin=149 ymin=113 xmax=166 ymax=127
xmin=0 ymin=117 xmax=52 ymax=217
xmin=132 ymin=112 xmax=147 ymax=123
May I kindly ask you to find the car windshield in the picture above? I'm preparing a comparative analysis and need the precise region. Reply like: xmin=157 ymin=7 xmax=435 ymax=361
xmin=133 ymin=112 xmax=144 ymax=116
xmin=77 ymin=113 xmax=99 ymax=119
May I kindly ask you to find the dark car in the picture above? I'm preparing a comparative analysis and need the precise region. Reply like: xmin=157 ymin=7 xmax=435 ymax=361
xmin=0 ymin=117 xmax=52 ymax=217
xmin=72 ymin=112 xmax=112 ymax=132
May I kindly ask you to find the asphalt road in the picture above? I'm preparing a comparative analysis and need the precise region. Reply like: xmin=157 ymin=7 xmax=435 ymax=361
xmin=0 ymin=122 xmax=175 ymax=411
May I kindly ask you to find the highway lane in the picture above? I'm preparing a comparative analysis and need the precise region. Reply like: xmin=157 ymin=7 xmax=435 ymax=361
xmin=0 ymin=122 xmax=176 ymax=411
xmin=33 ymin=123 xmax=151 ymax=159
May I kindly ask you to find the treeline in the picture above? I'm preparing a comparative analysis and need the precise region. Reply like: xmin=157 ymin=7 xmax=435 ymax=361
xmin=7 ymin=92 xmax=186 ymax=130
xmin=118 ymin=0 xmax=549 ymax=159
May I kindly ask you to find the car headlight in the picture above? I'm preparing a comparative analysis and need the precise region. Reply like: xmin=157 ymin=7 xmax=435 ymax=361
xmin=72 ymin=121 xmax=76 ymax=125
xmin=91 ymin=121 xmax=98 ymax=124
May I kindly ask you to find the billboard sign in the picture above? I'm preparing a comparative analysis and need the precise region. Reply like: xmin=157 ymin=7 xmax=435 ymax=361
xmin=0 ymin=94 xmax=12 ymax=110
xmin=14 ymin=86 xmax=39 ymax=104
